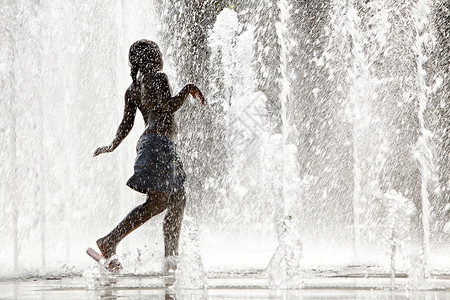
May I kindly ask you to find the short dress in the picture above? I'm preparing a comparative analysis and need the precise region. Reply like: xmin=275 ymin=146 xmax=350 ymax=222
xmin=126 ymin=134 xmax=186 ymax=195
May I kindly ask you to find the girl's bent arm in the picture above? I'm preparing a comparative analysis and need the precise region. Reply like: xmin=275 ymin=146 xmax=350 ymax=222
xmin=93 ymin=89 xmax=137 ymax=157
xmin=110 ymin=89 xmax=137 ymax=150
xmin=153 ymin=73 xmax=205 ymax=112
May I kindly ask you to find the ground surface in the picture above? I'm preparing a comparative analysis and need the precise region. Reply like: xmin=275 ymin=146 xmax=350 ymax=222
xmin=2 ymin=267 xmax=450 ymax=299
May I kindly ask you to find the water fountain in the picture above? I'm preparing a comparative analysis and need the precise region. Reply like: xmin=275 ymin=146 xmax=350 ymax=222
xmin=382 ymin=190 xmax=415 ymax=288
xmin=0 ymin=0 xmax=449 ymax=298
xmin=265 ymin=0 xmax=304 ymax=288
xmin=412 ymin=0 xmax=437 ymax=276
xmin=173 ymin=216 xmax=207 ymax=289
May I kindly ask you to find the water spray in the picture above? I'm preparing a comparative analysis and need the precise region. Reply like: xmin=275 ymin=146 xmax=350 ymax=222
xmin=412 ymin=0 xmax=436 ymax=276
xmin=382 ymin=190 xmax=415 ymax=289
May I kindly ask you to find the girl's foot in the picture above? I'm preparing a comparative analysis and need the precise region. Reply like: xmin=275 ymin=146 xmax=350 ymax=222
xmin=163 ymin=256 xmax=179 ymax=275
xmin=105 ymin=257 xmax=123 ymax=273
xmin=96 ymin=237 xmax=123 ymax=272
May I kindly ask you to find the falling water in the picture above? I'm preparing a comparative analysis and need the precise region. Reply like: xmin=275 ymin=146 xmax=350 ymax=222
xmin=412 ymin=0 xmax=436 ymax=275
xmin=1 ymin=0 xmax=19 ymax=275
xmin=346 ymin=0 xmax=365 ymax=260
xmin=173 ymin=216 xmax=207 ymax=289
xmin=0 ymin=0 xmax=161 ymax=277
xmin=277 ymin=0 xmax=292 ymax=216
xmin=265 ymin=0 xmax=303 ymax=288
xmin=325 ymin=0 xmax=378 ymax=261
xmin=0 ymin=0 xmax=448 ymax=284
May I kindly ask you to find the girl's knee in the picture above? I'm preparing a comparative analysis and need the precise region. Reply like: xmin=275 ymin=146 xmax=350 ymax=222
xmin=172 ymin=188 xmax=186 ymax=207
xmin=145 ymin=191 xmax=169 ymax=207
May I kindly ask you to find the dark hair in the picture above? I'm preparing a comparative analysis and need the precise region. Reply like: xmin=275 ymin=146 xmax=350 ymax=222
xmin=129 ymin=39 xmax=163 ymax=87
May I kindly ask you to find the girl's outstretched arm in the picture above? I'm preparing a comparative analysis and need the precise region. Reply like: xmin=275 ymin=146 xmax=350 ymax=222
xmin=152 ymin=72 xmax=205 ymax=112
xmin=94 ymin=88 xmax=137 ymax=157
xmin=173 ymin=83 xmax=206 ymax=110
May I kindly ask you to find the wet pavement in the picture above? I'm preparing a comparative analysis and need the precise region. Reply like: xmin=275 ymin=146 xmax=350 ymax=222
xmin=2 ymin=271 xmax=450 ymax=300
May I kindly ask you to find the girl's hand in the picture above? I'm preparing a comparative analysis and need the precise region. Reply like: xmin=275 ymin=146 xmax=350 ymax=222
xmin=190 ymin=86 xmax=206 ymax=105
xmin=93 ymin=145 xmax=113 ymax=157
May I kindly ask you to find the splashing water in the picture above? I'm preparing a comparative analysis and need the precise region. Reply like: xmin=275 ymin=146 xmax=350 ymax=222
xmin=267 ymin=216 xmax=303 ymax=289
xmin=173 ymin=216 xmax=207 ymax=289
xmin=0 ymin=0 xmax=448 ymax=285
xmin=412 ymin=0 xmax=437 ymax=276
xmin=382 ymin=190 xmax=415 ymax=288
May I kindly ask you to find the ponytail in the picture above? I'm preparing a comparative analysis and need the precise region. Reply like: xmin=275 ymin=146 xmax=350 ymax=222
xmin=130 ymin=66 xmax=139 ymax=88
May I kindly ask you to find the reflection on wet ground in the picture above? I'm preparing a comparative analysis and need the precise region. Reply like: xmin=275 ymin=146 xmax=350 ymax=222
xmin=2 ymin=269 xmax=450 ymax=300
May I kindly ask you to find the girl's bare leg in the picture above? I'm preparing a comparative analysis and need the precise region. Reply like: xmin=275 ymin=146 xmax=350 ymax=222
xmin=163 ymin=188 xmax=186 ymax=258
xmin=97 ymin=191 xmax=169 ymax=259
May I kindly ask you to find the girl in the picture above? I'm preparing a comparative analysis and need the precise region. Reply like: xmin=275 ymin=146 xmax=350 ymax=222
xmin=92 ymin=40 xmax=205 ymax=271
